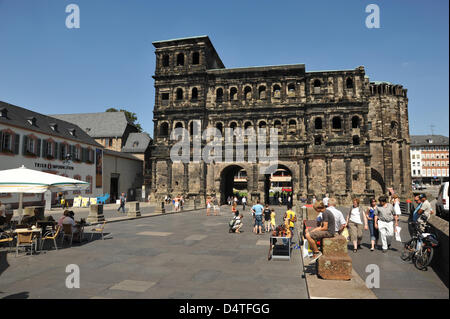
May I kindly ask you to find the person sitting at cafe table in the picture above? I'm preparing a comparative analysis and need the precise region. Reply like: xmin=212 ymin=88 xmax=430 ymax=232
xmin=62 ymin=211 xmax=81 ymax=235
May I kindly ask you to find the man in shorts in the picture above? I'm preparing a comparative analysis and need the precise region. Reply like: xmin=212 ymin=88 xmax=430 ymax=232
xmin=251 ymin=200 xmax=264 ymax=234
xmin=305 ymin=201 xmax=336 ymax=264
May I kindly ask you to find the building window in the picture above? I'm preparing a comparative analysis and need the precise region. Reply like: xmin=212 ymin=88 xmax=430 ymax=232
xmin=162 ymin=54 xmax=169 ymax=67
xmin=314 ymin=117 xmax=323 ymax=130
xmin=108 ymin=139 xmax=112 ymax=147
xmin=175 ymin=122 xmax=183 ymax=129
xmin=192 ymin=52 xmax=200 ymax=65
xmin=191 ymin=87 xmax=198 ymax=100
xmin=216 ymin=122 xmax=223 ymax=135
xmin=244 ymin=86 xmax=252 ymax=101
xmin=216 ymin=88 xmax=223 ymax=102
xmin=258 ymin=121 xmax=267 ymax=130
xmin=160 ymin=123 xmax=169 ymax=137
xmin=273 ymin=85 xmax=281 ymax=98
xmin=332 ymin=117 xmax=342 ymax=129
xmin=258 ymin=86 xmax=266 ymax=99
xmin=74 ymin=146 xmax=81 ymax=161
xmin=161 ymin=93 xmax=169 ymax=106
xmin=413 ymin=170 xmax=416 ymax=175
xmin=273 ymin=120 xmax=282 ymax=135
xmin=287 ymin=84 xmax=295 ymax=97
xmin=346 ymin=78 xmax=353 ymax=89
xmin=314 ymin=135 xmax=322 ymax=145
xmin=1 ymin=132 xmax=13 ymax=152
xmin=176 ymin=53 xmax=184 ymax=66
xmin=176 ymin=88 xmax=183 ymax=100
xmin=313 ymin=79 xmax=321 ymax=94
xmin=230 ymin=122 xmax=237 ymax=130
xmin=351 ymin=116 xmax=360 ymax=129
xmin=352 ymin=136 xmax=360 ymax=145
xmin=73 ymin=175 xmax=81 ymax=195
xmin=85 ymin=175 xmax=93 ymax=194
xmin=230 ymin=87 xmax=238 ymax=101
xmin=244 ymin=121 xmax=253 ymax=130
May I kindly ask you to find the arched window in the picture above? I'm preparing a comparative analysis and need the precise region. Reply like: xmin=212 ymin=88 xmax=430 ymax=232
xmin=216 ymin=88 xmax=223 ymax=102
xmin=176 ymin=88 xmax=183 ymax=100
xmin=352 ymin=136 xmax=360 ymax=145
xmin=175 ymin=122 xmax=183 ymax=129
xmin=313 ymin=79 xmax=321 ymax=94
xmin=351 ymin=116 xmax=360 ymax=129
xmin=244 ymin=86 xmax=252 ymax=100
xmin=230 ymin=122 xmax=237 ymax=130
xmin=289 ymin=119 xmax=297 ymax=129
xmin=314 ymin=135 xmax=322 ymax=145
xmin=258 ymin=86 xmax=266 ymax=99
xmin=314 ymin=117 xmax=323 ymax=130
xmin=191 ymin=87 xmax=198 ymax=100
xmin=273 ymin=85 xmax=281 ymax=98
xmin=244 ymin=121 xmax=253 ymax=130
xmin=346 ymin=78 xmax=353 ymax=89
xmin=332 ymin=117 xmax=342 ymax=129
xmin=230 ymin=87 xmax=238 ymax=101
xmin=162 ymin=54 xmax=169 ymax=67
xmin=274 ymin=120 xmax=282 ymax=135
xmin=216 ymin=122 xmax=223 ymax=135
xmin=288 ymin=83 xmax=295 ymax=97
xmin=176 ymin=53 xmax=184 ymax=66
xmin=258 ymin=121 xmax=267 ymax=129
xmin=192 ymin=52 xmax=200 ymax=65
xmin=160 ymin=122 xmax=169 ymax=137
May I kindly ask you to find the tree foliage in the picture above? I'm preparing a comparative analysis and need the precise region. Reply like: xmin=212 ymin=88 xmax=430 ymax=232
xmin=106 ymin=107 xmax=142 ymax=132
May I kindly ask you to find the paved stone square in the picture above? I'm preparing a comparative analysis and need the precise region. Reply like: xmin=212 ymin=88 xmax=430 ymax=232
xmin=0 ymin=206 xmax=308 ymax=299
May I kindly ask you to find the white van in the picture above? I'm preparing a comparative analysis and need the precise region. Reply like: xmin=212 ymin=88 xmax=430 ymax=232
xmin=436 ymin=182 xmax=449 ymax=220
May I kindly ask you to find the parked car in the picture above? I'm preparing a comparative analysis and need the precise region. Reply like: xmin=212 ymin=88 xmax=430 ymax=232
xmin=436 ymin=182 xmax=449 ymax=220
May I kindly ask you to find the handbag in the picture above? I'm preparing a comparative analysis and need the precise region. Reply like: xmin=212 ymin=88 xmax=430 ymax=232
xmin=341 ymin=227 xmax=350 ymax=242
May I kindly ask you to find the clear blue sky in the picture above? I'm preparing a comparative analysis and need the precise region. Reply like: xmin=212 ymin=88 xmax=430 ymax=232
xmin=0 ymin=0 xmax=448 ymax=137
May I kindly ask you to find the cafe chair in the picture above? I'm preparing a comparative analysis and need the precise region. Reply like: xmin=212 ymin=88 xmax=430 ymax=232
xmin=40 ymin=226 xmax=61 ymax=251
xmin=90 ymin=221 xmax=107 ymax=241
xmin=0 ymin=231 xmax=14 ymax=252
xmin=15 ymin=232 xmax=35 ymax=257
xmin=62 ymin=224 xmax=74 ymax=247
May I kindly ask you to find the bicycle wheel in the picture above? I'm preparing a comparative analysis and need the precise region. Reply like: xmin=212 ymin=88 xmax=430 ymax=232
xmin=414 ymin=246 xmax=434 ymax=270
xmin=401 ymin=238 xmax=416 ymax=261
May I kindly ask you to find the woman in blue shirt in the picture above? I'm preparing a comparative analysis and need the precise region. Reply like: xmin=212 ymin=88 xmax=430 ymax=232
xmin=365 ymin=198 xmax=379 ymax=251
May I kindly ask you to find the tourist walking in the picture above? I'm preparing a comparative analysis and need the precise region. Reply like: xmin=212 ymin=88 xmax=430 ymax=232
xmin=345 ymin=198 xmax=368 ymax=253
xmin=323 ymin=193 xmax=329 ymax=208
xmin=242 ymin=196 xmax=247 ymax=211
xmin=212 ymin=196 xmax=220 ymax=216
xmin=270 ymin=209 xmax=276 ymax=231
xmin=263 ymin=204 xmax=271 ymax=232
xmin=231 ymin=201 xmax=237 ymax=215
xmin=278 ymin=196 xmax=282 ymax=206
xmin=365 ymin=198 xmax=379 ymax=251
xmin=312 ymin=195 xmax=317 ymax=205
xmin=251 ymin=200 xmax=264 ymax=234
xmin=206 ymin=197 xmax=211 ymax=216
xmin=392 ymin=194 xmax=402 ymax=216
xmin=374 ymin=196 xmax=398 ymax=252
xmin=285 ymin=204 xmax=297 ymax=237
xmin=117 ymin=192 xmax=126 ymax=213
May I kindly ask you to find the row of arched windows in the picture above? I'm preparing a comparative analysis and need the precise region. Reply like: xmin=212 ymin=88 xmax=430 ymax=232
xmin=313 ymin=116 xmax=361 ymax=130
xmin=314 ymin=135 xmax=361 ymax=146
xmin=161 ymin=78 xmax=355 ymax=105
xmin=161 ymin=52 xmax=200 ymax=68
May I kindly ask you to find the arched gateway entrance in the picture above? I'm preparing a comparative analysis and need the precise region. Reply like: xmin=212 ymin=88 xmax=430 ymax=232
xmin=264 ymin=164 xmax=293 ymax=205
xmin=219 ymin=165 xmax=248 ymax=205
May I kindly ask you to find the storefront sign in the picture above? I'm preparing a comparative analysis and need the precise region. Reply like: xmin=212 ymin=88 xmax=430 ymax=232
xmin=34 ymin=162 xmax=74 ymax=170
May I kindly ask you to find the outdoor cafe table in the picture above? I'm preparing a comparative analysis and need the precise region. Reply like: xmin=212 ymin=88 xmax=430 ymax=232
xmin=13 ymin=228 xmax=42 ymax=253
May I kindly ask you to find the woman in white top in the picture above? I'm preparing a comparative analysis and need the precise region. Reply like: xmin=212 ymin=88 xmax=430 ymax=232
xmin=392 ymin=194 xmax=402 ymax=216
xmin=346 ymin=198 xmax=368 ymax=253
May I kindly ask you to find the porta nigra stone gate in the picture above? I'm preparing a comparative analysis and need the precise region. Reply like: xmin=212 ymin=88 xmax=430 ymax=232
xmin=149 ymin=36 xmax=412 ymax=206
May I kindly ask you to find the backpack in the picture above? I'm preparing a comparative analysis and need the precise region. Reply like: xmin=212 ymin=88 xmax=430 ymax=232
xmin=229 ymin=217 xmax=236 ymax=228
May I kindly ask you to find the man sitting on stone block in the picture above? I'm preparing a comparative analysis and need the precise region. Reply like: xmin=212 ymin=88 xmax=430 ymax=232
xmin=305 ymin=201 xmax=336 ymax=264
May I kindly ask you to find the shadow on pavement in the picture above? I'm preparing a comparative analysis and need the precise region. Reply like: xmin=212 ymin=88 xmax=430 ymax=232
xmin=2 ymin=291 xmax=29 ymax=299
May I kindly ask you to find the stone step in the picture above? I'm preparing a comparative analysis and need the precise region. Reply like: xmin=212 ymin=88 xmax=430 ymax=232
xmin=318 ymin=255 xmax=352 ymax=280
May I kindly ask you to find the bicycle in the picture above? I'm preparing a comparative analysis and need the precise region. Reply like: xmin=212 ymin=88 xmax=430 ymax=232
xmin=401 ymin=221 xmax=439 ymax=271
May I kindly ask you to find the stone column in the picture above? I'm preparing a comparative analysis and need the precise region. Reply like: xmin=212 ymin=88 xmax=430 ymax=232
xmin=345 ymin=157 xmax=352 ymax=192
xmin=305 ymin=158 xmax=311 ymax=196
xmin=183 ymin=162 xmax=189 ymax=195
xmin=326 ymin=156 xmax=332 ymax=194
xmin=126 ymin=201 xmax=141 ymax=217
xmin=365 ymin=156 xmax=372 ymax=191
xmin=167 ymin=160 xmax=172 ymax=194
xmin=151 ymin=159 xmax=156 ymax=192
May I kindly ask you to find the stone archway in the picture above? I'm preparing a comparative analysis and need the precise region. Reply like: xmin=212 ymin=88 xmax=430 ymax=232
xmin=219 ymin=164 xmax=248 ymax=205
xmin=264 ymin=164 xmax=294 ymax=205
xmin=371 ymin=168 xmax=386 ymax=194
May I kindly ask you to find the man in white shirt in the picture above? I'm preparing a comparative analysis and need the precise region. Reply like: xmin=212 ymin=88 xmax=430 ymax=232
xmin=323 ymin=194 xmax=330 ymax=208
xmin=326 ymin=198 xmax=346 ymax=234
xmin=62 ymin=214 xmax=79 ymax=234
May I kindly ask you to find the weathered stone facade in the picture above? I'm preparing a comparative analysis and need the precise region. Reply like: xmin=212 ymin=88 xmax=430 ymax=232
xmin=149 ymin=36 xmax=412 ymax=205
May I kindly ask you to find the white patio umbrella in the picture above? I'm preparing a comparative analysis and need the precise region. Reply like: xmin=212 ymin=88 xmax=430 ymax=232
xmin=0 ymin=165 xmax=89 ymax=220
